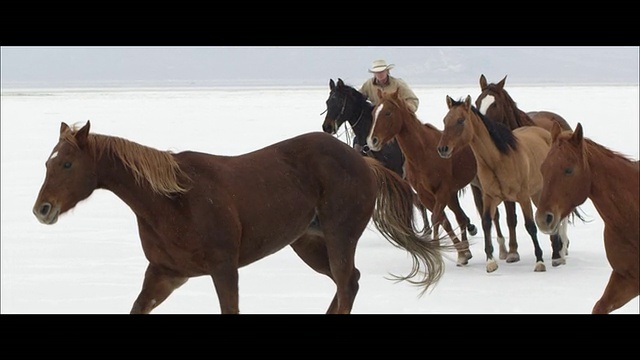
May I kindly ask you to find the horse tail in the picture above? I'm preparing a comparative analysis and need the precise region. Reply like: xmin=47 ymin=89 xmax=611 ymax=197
xmin=364 ymin=156 xmax=452 ymax=296
xmin=411 ymin=192 xmax=433 ymax=238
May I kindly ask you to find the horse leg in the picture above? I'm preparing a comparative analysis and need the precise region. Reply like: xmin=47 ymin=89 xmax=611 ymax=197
xmin=447 ymin=195 xmax=473 ymax=265
xmin=481 ymin=198 xmax=500 ymax=273
xmin=130 ymin=263 xmax=188 ymax=314
xmin=519 ymin=200 xmax=545 ymax=272
xmin=503 ymin=201 xmax=520 ymax=263
xmin=592 ymin=271 xmax=640 ymax=314
xmin=291 ymin=233 xmax=359 ymax=314
xmin=558 ymin=216 xmax=570 ymax=258
xmin=431 ymin=200 xmax=468 ymax=266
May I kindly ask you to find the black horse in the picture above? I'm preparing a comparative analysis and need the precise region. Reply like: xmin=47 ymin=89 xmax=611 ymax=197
xmin=322 ymin=78 xmax=406 ymax=176
xmin=322 ymin=78 xmax=434 ymax=235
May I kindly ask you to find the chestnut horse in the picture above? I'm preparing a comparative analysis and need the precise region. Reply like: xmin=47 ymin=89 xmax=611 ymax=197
xmin=437 ymin=96 xmax=566 ymax=273
xmin=366 ymin=89 xmax=483 ymax=266
xmin=32 ymin=121 xmax=447 ymax=314
xmin=535 ymin=122 xmax=639 ymax=314
xmin=321 ymin=78 xmax=431 ymax=235
xmin=475 ymin=74 xmax=573 ymax=260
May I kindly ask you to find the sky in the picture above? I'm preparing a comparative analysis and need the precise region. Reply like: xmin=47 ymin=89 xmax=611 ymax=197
xmin=1 ymin=46 xmax=638 ymax=89
xmin=1 ymin=83 xmax=638 ymax=315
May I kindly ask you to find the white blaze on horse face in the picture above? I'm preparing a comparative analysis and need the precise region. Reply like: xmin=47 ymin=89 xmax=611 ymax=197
xmin=367 ymin=103 xmax=385 ymax=150
xmin=478 ymin=95 xmax=495 ymax=115
xmin=49 ymin=151 xmax=59 ymax=161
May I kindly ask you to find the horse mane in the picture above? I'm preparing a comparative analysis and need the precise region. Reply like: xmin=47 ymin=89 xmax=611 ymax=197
xmin=344 ymin=83 xmax=374 ymax=111
xmin=62 ymin=125 xmax=191 ymax=196
xmin=452 ymin=97 xmax=518 ymax=154
xmin=579 ymin=135 xmax=638 ymax=167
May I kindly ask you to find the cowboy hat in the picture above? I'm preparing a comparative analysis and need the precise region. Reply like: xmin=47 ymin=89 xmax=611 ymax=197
xmin=368 ymin=59 xmax=395 ymax=73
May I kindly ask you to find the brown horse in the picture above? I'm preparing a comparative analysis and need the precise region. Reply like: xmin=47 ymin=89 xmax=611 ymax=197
xmin=475 ymin=74 xmax=573 ymax=261
xmin=535 ymin=122 xmax=639 ymax=314
xmin=32 ymin=121 xmax=448 ymax=314
xmin=476 ymin=74 xmax=573 ymax=132
xmin=437 ymin=96 xmax=566 ymax=273
xmin=366 ymin=88 xmax=506 ymax=266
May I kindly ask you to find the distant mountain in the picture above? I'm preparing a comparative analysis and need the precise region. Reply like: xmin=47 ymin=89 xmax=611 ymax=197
xmin=1 ymin=47 xmax=637 ymax=88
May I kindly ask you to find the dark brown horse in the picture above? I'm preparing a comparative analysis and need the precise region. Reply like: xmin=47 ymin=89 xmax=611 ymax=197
xmin=475 ymin=74 xmax=573 ymax=132
xmin=32 ymin=121 xmax=447 ymax=314
xmin=437 ymin=96 xmax=566 ymax=273
xmin=366 ymin=88 xmax=487 ymax=266
xmin=535 ymin=122 xmax=639 ymax=314
xmin=475 ymin=74 xmax=573 ymax=261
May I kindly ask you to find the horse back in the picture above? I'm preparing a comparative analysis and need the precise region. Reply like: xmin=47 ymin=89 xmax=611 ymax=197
xmin=172 ymin=132 xmax=377 ymax=266
xmin=528 ymin=111 xmax=573 ymax=131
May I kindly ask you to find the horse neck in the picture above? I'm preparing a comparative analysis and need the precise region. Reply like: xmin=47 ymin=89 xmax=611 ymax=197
xmin=466 ymin=111 xmax=504 ymax=166
xmin=347 ymin=101 xmax=373 ymax=144
xmin=584 ymin=143 xmax=640 ymax=229
xmin=393 ymin=111 xmax=439 ymax=164
xmin=502 ymin=94 xmax=535 ymax=128
xmin=92 ymin=138 xmax=178 ymax=220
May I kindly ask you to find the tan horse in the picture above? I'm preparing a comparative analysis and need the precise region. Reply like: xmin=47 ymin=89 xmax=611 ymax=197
xmin=535 ymin=122 xmax=639 ymax=314
xmin=475 ymin=74 xmax=573 ymax=261
xmin=437 ymin=96 xmax=566 ymax=273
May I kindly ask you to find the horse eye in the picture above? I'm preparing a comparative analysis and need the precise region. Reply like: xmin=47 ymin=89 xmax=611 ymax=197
xmin=63 ymin=161 xmax=72 ymax=169
xmin=564 ymin=167 xmax=573 ymax=175
xmin=457 ymin=117 xmax=465 ymax=125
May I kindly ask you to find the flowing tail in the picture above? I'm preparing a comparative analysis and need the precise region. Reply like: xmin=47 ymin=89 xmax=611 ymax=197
xmin=364 ymin=157 xmax=454 ymax=296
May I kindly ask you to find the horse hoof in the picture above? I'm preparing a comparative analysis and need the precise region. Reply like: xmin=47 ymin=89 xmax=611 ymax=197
xmin=534 ymin=262 xmax=546 ymax=272
xmin=467 ymin=224 xmax=478 ymax=236
xmin=552 ymin=258 xmax=566 ymax=267
xmin=486 ymin=260 xmax=498 ymax=273
xmin=506 ymin=253 xmax=520 ymax=263
xmin=499 ymin=252 xmax=507 ymax=260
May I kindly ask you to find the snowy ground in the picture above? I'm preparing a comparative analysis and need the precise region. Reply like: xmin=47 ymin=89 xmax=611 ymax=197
xmin=1 ymin=84 xmax=638 ymax=314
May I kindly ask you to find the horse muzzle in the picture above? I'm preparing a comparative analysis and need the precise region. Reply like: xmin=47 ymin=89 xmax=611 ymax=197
xmin=534 ymin=209 xmax=559 ymax=235
xmin=437 ymin=146 xmax=453 ymax=159
xmin=33 ymin=202 xmax=61 ymax=225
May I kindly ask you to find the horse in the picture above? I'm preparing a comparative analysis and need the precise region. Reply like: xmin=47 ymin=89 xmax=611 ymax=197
xmin=535 ymin=122 xmax=639 ymax=314
xmin=322 ymin=78 xmax=404 ymax=175
xmin=32 ymin=121 xmax=448 ymax=314
xmin=321 ymin=78 xmax=432 ymax=236
xmin=365 ymin=88 xmax=486 ymax=266
xmin=437 ymin=95 xmax=566 ymax=273
xmin=475 ymin=74 xmax=573 ymax=261
xmin=475 ymin=74 xmax=573 ymax=132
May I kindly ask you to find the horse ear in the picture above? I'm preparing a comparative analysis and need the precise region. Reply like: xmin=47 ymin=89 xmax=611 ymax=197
xmin=446 ymin=95 xmax=454 ymax=109
xmin=337 ymin=78 xmax=344 ymax=87
xmin=377 ymin=88 xmax=384 ymax=99
xmin=479 ymin=74 xmax=487 ymax=90
xmin=570 ymin=122 xmax=584 ymax=145
xmin=464 ymin=95 xmax=472 ymax=109
xmin=60 ymin=122 xmax=71 ymax=135
xmin=497 ymin=75 xmax=507 ymax=90
xmin=550 ymin=121 xmax=562 ymax=142
xmin=75 ymin=120 xmax=91 ymax=148
xmin=329 ymin=79 xmax=335 ymax=90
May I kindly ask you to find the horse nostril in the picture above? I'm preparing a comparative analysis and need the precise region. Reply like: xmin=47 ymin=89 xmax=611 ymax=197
xmin=38 ymin=203 xmax=51 ymax=216
xmin=545 ymin=213 xmax=554 ymax=226
xmin=362 ymin=145 xmax=370 ymax=153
